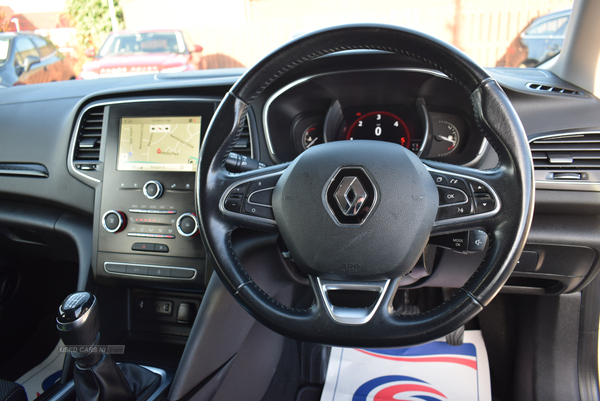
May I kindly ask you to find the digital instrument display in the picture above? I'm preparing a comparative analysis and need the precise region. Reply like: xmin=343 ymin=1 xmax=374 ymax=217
xmin=117 ymin=116 xmax=201 ymax=171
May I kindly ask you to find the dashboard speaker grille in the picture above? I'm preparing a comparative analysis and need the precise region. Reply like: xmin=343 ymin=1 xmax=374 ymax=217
xmin=530 ymin=133 xmax=600 ymax=169
xmin=74 ymin=106 xmax=104 ymax=162
xmin=233 ymin=116 xmax=253 ymax=158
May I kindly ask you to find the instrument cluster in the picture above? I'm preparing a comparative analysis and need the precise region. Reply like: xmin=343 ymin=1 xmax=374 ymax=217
xmin=263 ymin=68 xmax=487 ymax=166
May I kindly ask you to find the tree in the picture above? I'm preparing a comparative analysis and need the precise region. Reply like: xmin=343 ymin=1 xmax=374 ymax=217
xmin=65 ymin=0 xmax=125 ymax=49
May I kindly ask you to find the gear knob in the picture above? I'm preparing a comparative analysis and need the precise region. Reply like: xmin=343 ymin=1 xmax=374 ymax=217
xmin=56 ymin=292 xmax=100 ymax=351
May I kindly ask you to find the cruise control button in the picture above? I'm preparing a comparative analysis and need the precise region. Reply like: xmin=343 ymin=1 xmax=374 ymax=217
xmin=430 ymin=173 xmax=448 ymax=185
xmin=437 ymin=186 xmax=467 ymax=205
xmin=225 ymin=194 xmax=243 ymax=213
xmin=247 ymin=176 xmax=280 ymax=194
xmin=231 ymin=183 xmax=248 ymax=195
xmin=132 ymin=243 xmax=155 ymax=251
xmin=244 ymin=202 xmax=274 ymax=219
xmin=248 ymin=188 xmax=274 ymax=206
xmin=436 ymin=200 xmax=473 ymax=220
xmin=127 ymin=265 xmax=148 ymax=275
xmin=474 ymin=196 xmax=496 ymax=213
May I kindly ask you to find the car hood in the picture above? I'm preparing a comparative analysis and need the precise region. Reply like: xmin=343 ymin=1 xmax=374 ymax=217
xmin=82 ymin=53 xmax=189 ymax=76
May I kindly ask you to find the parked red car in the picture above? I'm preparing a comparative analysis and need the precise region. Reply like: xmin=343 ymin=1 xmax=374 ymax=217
xmin=78 ymin=30 xmax=205 ymax=79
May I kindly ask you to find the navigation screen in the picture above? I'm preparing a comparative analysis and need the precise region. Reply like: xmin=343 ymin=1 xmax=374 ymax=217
xmin=117 ymin=116 xmax=201 ymax=171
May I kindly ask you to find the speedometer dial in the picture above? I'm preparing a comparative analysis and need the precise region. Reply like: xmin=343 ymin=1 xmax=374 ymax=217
xmin=346 ymin=111 xmax=411 ymax=149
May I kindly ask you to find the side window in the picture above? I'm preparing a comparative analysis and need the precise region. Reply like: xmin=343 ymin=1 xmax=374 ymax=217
xmin=526 ymin=15 xmax=569 ymax=37
xmin=15 ymin=37 xmax=39 ymax=63
xmin=31 ymin=35 xmax=56 ymax=58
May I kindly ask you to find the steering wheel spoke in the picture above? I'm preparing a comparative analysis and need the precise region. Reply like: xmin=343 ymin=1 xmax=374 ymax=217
xmin=218 ymin=164 xmax=288 ymax=231
xmin=310 ymin=276 xmax=392 ymax=325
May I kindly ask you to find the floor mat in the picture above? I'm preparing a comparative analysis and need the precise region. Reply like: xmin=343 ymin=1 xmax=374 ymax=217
xmin=320 ymin=330 xmax=491 ymax=401
xmin=16 ymin=341 xmax=65 ymax=400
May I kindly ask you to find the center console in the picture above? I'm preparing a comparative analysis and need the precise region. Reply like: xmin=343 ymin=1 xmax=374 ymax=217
xmin=90 ymin=99 xmax=218 ymax=289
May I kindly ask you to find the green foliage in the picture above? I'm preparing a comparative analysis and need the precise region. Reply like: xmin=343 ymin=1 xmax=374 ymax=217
xmin=65 ymin=0 xmax=125 ymax=48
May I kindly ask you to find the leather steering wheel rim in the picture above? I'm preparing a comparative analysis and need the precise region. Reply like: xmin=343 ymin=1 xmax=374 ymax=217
xmin=197 ymin=24 xmax=534 ymax=347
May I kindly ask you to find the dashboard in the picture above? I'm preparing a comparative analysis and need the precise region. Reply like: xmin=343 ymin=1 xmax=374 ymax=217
xmin=1 ymin=51 xmax=600 ymax=298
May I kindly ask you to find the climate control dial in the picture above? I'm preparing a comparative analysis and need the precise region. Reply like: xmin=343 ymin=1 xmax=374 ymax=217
xmin=143 ymin=180 xmax=163 ymax=200
xmin=176 ymin=213 xmax=199 ymax=237
xmin=102 ymin=210 xmax=126 ymax=233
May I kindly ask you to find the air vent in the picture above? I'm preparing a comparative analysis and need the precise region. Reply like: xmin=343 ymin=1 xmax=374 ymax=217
xmin=73 ymin=106 xmax=104 ymax=169
xmin=530 ymin=133 xmax=600 ymax=170
xmin=233 ymin=116 xmax=253 ymax=158
xmin=526 ymin=83 xmax=583 ymax=96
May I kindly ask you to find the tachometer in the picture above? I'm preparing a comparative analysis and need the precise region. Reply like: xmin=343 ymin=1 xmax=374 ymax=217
xmin=346 ymin=111 xmax=411 ymax=149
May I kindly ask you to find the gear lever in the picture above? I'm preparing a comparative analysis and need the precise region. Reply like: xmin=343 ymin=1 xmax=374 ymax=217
xmin=56 ymin=292 xmax=102 ymax=367
xmin=57 ymin=292 xmax=159 ymax=401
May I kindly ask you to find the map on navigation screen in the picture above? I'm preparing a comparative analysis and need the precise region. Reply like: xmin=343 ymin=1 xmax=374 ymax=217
xmin=117 ymin=116 xmax=202 ymax=171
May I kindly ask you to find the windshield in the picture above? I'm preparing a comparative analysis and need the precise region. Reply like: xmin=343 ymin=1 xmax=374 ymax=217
xmin=98 ymin=31 xmax=186 ymax=58
xmin=0 ymin=0 xmax=574 ymax=84
xmin=0 ymin=38 xmax=10 ymax=64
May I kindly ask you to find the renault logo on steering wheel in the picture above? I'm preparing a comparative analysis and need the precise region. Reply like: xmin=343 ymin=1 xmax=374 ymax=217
xmin=325 ymin=167 xmax=377 ymax=225
xmin=334 ymin=177 xmax=367 ymax=216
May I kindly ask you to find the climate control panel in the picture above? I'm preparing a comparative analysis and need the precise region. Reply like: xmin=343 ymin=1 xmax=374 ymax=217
xmin=97 ymin=172 xmax=205 ymax=284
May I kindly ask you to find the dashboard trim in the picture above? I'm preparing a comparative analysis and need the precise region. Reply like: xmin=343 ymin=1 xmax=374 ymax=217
xmin=262 ymin=68 xmax=450 ymax=164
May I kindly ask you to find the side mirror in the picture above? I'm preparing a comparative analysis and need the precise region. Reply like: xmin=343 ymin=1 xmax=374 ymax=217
xmin=23 ymin=55 xmax=41 ymax=72
xmin=84 ymin=47 xmax=96 ymax=58
xmin=192 ymin=44 xmax=203 ymax=53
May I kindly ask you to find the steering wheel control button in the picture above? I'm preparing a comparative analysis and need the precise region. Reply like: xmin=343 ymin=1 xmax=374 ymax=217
xmin=247 ymin=176 xmax=280 ymax=194
xmin=102 ymin=210 xmax=126 ymax=233
xmin=429 ymin=230 xmax=488 ymax=253
xmin=444 ymin=176 xmax=469 ymax=193
xmin=132 ymin=243 xmax=155 ymax=252
xmin=474 ymin=196 xmax=496 ymax=213
xmin=470 ymin=181 xmax=490 ymax=195
xmin=437 ymin=186 xmax=468 ymax=205
xmin=325 ymin=167 xmax=376 ymax=225
xmin=430 ymin=231 xmax=468 ymax=251
xmin=127 ymin=265 xmax=148 ymax=275
xmin=143 ymin=180 xmax=163 ymax=200
xmin=231 ymin=183 xmax=248 ymax=194
xmin=244 ymin=203 xmax=274 ymax=219
xmin=468 ymin=230 xmax=488 ymax=252
xmin=248 ymin=188 xmax=274 ymax=206
xmin=176 ymin=213 xmax=199 ymax=237
xmin=436 ymin=199 xmax=473 ymax=220
xmin=430 ymin=173 xmax=448 ymax=186
xmin=225 ymin=194 xmax=244 ymax=212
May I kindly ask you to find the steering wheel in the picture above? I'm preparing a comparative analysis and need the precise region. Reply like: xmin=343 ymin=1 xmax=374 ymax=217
xmin=197 ymin=24 xmax=534 ymax=347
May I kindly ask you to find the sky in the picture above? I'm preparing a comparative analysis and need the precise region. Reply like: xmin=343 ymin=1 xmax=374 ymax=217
xmin=2 ymin=0 xmax=65 ymax=13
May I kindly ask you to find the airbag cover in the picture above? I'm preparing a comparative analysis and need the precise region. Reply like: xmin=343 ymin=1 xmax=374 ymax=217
xmin=272 ymin=140 xmax=438 ymax=280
